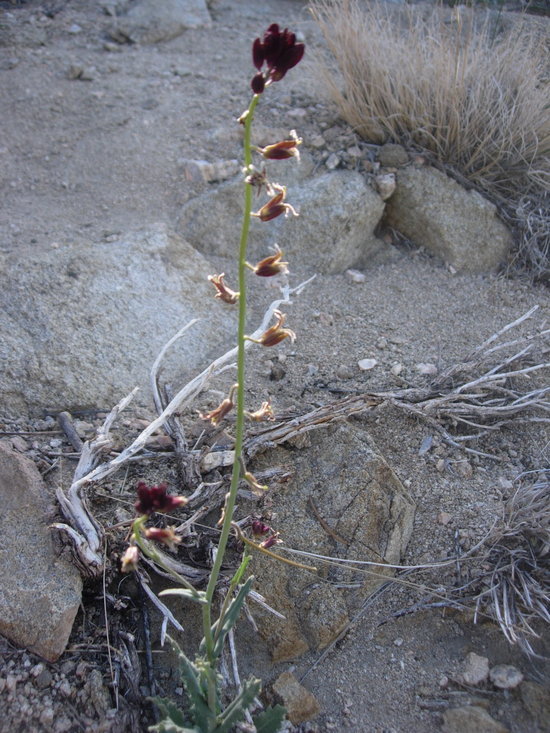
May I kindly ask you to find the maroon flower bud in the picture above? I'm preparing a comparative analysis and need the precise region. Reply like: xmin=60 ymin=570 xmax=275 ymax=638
xmin=246 ymin=309 xmax=296 ymax=348
xmin=251 ymin=519 xmax=271 ymax=537
xmin=144 ymin=526 xmax=181 ymax=551
xmin=135 ymin=482 xmax=187 ymax=516
xmin=260 ymin=531 xmax=282 ymax=549
xmin=251 ymin=185 xmax=298 ymax=222
xmin=251 ymin=72 xmax=265 ymax=94
xmin=208 ymin=273 xmax=239 ymax=304
xmin=249 ymin=245 xmax=288 ymax=277
xmin=199 ymin=384 xmax=238 ymax=426
xmin=243 ymin=164 xmax=274 ymax=197
xmin=252 ymin=24 xmax=304 ymax=83
xmin=256 ymin=130 xmax=302 ymax=161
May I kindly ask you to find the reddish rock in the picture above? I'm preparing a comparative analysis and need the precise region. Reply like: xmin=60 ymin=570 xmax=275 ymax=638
xmin=0 ymin=442 xmax=82 ymax=661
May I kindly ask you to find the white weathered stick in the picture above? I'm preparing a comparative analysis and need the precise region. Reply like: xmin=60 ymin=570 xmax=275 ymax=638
xmin=55 ymin=278 xmax=315 ymax=574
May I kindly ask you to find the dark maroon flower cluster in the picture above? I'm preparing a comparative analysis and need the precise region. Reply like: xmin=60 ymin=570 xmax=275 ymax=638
xmin=251 ymin=23 xmax=304 ymax=94
xmin=135 ymin=481 xmax=187 ymax=515
xmin=251 ymin=519 xmax=271 ymax=536
xmin=250 ymin=519 xmax=281 ymax=549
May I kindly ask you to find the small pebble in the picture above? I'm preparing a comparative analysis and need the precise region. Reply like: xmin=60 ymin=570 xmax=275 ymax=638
xmin=287 ymin=107 xmax=307 ymax=119
xmin=358 ymin=358 xmax=377 ymax=371
xmin=489 ymin=664 xmax=523 ymax=689
xmin=391 ymin=363 xmax=403 ymax=376
xmin=456 ymin=461 xmax=473 ymax=479
xmin=345 ymin=269 xmax=366 ymax=283
xmin=325 ymin=153 xmax=340 ymax=170
xmin=10 ymin=435 xmax=29 ymax=452
xmin=347 ymin=145 xmax=362 ymax=158
xmin=438 ymin=511 xmax=452 ymax=526
xmin=459 ymin=652 xmax=489 ymax=686
xmin=309 ymin=134 xmax=325 ymax=149
xmin=336 ymin=365 xmax=354 ymax=379
xmin=34 ymin=669 xmax=53 ymax=690
xmin=416 ymin=362 xmax=438 ymax=375
xmin=374 ymin=172 xmax=396 ymax=200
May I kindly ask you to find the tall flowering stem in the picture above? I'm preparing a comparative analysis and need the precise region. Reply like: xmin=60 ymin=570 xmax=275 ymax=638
xmin=202 ymin=93 xmax=260 ymax=660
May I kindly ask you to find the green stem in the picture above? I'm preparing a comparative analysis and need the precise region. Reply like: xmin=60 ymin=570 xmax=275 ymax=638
xmin=202 ymin=94 xmax=260 ymax=663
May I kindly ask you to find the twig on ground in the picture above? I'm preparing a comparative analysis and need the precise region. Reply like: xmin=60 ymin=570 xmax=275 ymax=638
xmin=137 ymin=570 xmax=184 ymax=634
xmin=54 ymin=282 xmax=314 ymax=575
xmin=52 ymin=388 xmax=139 ymax=575
xmin=57 ymin=411 xmax=84 ymax=452
xmin=246 ymin=306 xmax=549 ymax=460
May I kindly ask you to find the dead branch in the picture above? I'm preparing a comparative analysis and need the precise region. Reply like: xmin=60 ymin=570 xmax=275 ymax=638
xmin=246 ymin=306 xmax=549 ymax=460
xmin=54 ymin=280 xmax=314 ymax=576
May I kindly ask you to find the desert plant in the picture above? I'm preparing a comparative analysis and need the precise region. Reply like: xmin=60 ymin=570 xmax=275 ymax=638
xmin=310 ymin=0 xmax=550 ymax=276
xmin=117 ymin=23 xmax=307 ymax=733
xmin=310 ymin=0 xmax=549 ymax=197
xmin=472 ymin=471 xmax=550 ymax=655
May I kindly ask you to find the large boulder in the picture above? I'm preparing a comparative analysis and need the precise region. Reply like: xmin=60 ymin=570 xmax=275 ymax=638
xmin=178 ymin=170 xmax=389 ymax=274
xmin=109 ymin=0 xmax=211 ymax=44
xmin=0 ymin=441 xmax=82 ymax=661
xmin=0 ymin=224 xmax=236 ymax=415
xmin=247 ymin=422 xmax=415 ymax=662
xmin=385 ymin=165 xmax=512 ymax=272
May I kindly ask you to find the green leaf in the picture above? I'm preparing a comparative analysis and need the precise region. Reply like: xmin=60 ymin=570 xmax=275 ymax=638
xmin=253 ymin=705 xmax=287 ymax=733
xmin=166 ymin=636 xmax=215 ymax=731
xmin=230 ymin=555 xmax=251 ymax=586
xmin=211 ymin=576 xmax=254 ymax=660
xmin=148 ymin=696 xmax=197 ymax=732
xmin=215 ymin=676 xmax=262 ymax=733
xmin=159 ymin=589 xmax=208 ymax=605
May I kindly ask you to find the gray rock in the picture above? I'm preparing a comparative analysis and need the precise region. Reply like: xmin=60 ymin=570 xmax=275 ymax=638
xmin=385 ymin=165 xmax=512 ymax=272
xmin=178 ymin=170 xmax=389 ymax=274
xmin=458 ymin=652 xmax=490 ymax=686
xmin=248 ymin=422 xmax=415 ymax=662
xmin=443 ymin=706 xmax=509 ymax=733
xmin=0 ymin=442 xmax=82 ymax=662
xmin=489 ymin=664 xmax=523 ymax=689
xmin=0 ymin=223 xmax=236 ymax=415
xmin=378 ymin=143 xmax=409 ymax=167
xmin=110 ymin=0 xmax=211 ymax=44
xmin=180 ymin=158 xmax=240 ymax=184
xmin=520 ymin=681 xmax=550 ymax=728
xmin=272 ymin=672 xmax=320 ymax=725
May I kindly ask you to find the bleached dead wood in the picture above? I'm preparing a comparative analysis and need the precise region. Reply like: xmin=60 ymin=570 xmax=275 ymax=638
xmin=55 ymin=302 xmax=547 ymax=576
xmin=246 ymin=306 xmax=549 ymax=460
xmin=53 ymin=280 xmax=314 ymax=576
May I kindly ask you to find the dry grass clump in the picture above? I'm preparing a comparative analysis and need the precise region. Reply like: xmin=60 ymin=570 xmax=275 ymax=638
xmin=310 ymin=0 xmax=550 ymax=276
xmin=506 ymin=192 xmax=550 ymax=282
xmin=473 ymin=472 xmax=550 ymax=654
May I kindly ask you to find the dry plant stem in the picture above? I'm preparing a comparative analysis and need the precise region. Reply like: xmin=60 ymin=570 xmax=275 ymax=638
xmin=53 ymin=277 xmax=314 ymax=574
xmin=53 ymin=388 xmax=139 ymax=575
xmin=203 ymin=92 xmax=260 ymax=661
xmin=246 ymin=307 xmax=549 ymax=461
xmin=150 ymin=319 xmax=199 ymax=429
xmin=136 ymin=569 xmax=184 ymax=634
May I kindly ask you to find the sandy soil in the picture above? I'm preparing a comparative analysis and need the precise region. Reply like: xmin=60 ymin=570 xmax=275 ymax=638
xmin=1 ymin=1 xmax=549 ymax=731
